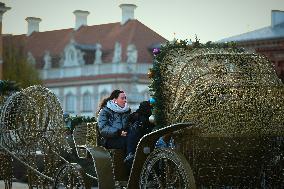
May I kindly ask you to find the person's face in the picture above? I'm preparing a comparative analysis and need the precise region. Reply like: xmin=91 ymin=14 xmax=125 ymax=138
xmin=114 ymin=92 xmax=127 ymax=108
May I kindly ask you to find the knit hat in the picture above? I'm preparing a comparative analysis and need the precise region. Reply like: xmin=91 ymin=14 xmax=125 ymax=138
xmin=137 ymin=101 xmax=152 ymax=117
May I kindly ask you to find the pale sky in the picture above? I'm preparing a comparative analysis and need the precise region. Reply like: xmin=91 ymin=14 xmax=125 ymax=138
xmin=2 ymin=0 xmax=284 ymax=42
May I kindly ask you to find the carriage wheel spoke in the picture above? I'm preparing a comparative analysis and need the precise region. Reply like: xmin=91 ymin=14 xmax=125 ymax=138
xmin=151 ymin=168 xmax=164 ymax=188
xmin=140 ymin=149 xmax=195 ymax=189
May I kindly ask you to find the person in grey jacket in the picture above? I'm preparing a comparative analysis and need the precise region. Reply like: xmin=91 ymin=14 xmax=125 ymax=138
xmin=97 ymin=89 xmax=131 ymax=150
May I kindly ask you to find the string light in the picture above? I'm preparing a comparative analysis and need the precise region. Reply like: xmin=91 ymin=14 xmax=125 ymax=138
xmin=149 ymin=39 xmax=284 ymax=187
xmin=0 ymin=86 xmax=68 ymax=188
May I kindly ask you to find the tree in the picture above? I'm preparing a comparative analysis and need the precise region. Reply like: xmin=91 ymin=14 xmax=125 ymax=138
xmin=2 ymin=44 xmax=42 ymax=88
xmin=0 ymin=80 xmax=20 ymax=109
xmin=0 ymin=80 xmax=19 ymax=96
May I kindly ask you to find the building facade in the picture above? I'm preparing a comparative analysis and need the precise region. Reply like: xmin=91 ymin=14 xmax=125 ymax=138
xmin=220 ymin=10 xmax=284 ymax=83
xmin=3 ymin=4 xmax=167 ymax=116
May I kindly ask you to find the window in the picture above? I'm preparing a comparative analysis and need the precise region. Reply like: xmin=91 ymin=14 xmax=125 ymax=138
xmin=100 ymin=90 xmax=109 ymax=101
xmin=68 ymin=49 xmax=75 ymax=61
xmin=142 ymin=90 xmax=150 ymax=101
xmin=82 ymin=92 xmax=92 ymax=112
xmin=65 ymin=94 xmax=76 ymax=113
xmin=64 ymin=46 xmax=77 ymax=67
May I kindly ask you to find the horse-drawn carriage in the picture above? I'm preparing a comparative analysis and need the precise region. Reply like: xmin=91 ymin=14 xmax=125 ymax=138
xmin=0 ymin=40 xmax=283 ymax=188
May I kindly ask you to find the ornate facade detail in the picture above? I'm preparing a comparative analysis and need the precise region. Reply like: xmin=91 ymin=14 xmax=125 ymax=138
xmin=43 ymin=51 xmax=52 ymax=69
xmin=112 ymin=42 xmax=122 ymax=63
xmin=94 ymin=43 xmax=102 ymax=64
xmin=126 ymin=44 xmax=138 ymax=63
xmin=63 ymin=39 xmax=85 ymax=67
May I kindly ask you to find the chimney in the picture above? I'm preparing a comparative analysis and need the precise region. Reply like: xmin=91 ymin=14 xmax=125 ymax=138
xmin=271 ymin=10 xmax=284 ymax=27
xmin=119 ymin=4 xmax=137 ymax=25
xmin=26 ymin=17 xmax=41 ymax=36
xmin=73 ymin=10 xmax=89 ymax=30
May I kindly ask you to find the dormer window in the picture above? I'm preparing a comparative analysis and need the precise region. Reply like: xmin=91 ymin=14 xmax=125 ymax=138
xmin=69 ymin=50 xmax=75 ymax=61
xmin=64 ymin=47 xmax=77 ymax=66
xmin=63 ymin=39 xmax=85 ymax=67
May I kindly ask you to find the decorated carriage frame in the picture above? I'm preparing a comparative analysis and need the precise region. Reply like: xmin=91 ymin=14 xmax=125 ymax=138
xmin=0 ymin=39 xmax=283 ymax=189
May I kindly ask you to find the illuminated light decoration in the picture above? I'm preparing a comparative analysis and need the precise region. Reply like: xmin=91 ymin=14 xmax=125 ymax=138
xmin=0 ymin=86 xmax=68 ymax=188
xmin=147 ymin=39 xmax=284 ymax=187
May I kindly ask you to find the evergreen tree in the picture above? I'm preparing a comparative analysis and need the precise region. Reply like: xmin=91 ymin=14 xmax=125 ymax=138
xmin=0 ymin=80 xmax=20 ymax=109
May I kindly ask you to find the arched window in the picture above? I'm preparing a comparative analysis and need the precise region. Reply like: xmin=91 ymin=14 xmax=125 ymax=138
xmin=100 ymin=90 xmax=109 ymax=101
xmin=65 ymin=93 xmax=76 ymax=113
xmin=82 ymin=92 xmax=92 ymax=112
xmin=64 ymin=46 xmax=77 ymax=66
xmin=69 ymin=50 xmax=75 ymax=61
xmin=67 ymin=48 xmax=75 ymax=62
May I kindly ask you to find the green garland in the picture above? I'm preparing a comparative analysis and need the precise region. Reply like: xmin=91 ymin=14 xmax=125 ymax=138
xmin=70 ymin=116 xmax=96 ymax=128
xmin=149 ymin=38 xmax=242 ymax=128
xmin=65 ymin=116 xmax=96 ymax=131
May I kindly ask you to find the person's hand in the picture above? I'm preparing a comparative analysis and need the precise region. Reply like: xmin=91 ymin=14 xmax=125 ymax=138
xmin=121 ymin=131 xmax=127 ymax=136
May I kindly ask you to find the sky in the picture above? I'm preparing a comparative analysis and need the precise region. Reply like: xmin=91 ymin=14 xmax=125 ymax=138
xmin=1 ymin=0 xmax=284 ymax=42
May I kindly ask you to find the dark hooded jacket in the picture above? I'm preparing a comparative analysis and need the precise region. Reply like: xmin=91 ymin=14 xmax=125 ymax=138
xmin=128 ymin=101 xmax=154 ymax=135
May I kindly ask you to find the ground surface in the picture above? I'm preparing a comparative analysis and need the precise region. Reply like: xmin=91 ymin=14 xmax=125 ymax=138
xmin=0 ymin=181 xmax=99 ymax=189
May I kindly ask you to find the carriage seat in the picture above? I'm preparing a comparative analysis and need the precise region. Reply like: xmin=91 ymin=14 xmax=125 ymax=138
xmin=72 ymin=122 xmax=129 ymax=182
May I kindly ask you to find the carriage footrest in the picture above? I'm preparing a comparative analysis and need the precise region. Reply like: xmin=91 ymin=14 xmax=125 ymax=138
xmin=76 ymin=147 xmax=88 ymax=158
xmin=115 ymin=181 xmax=128 ymax=188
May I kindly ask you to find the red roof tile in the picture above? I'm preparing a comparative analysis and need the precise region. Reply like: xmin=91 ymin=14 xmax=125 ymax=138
xmin=3 ymin=20 xmax=167 ymax=68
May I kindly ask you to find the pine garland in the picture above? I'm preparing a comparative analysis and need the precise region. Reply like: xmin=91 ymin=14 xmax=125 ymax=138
xmin=68 ymin=116 xmax=96 ymax=131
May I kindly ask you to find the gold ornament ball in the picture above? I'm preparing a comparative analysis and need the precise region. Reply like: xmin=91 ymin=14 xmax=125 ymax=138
xmin=148 ymin=70 xmax=154 ymax=78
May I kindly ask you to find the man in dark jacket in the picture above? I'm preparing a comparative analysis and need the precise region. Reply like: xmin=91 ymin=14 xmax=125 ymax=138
xmin=124 ymin=101 xmax=155 ymax=167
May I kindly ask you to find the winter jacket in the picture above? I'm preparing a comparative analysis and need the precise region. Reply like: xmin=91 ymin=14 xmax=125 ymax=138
xmin=125 ymin=101 xmax=155 ymax=156
xmin=98 ymin=101 xmax=131 ymax=138
xmin=128 ymin=112 xmax=154 ymax=135
xmin=128 ymin=101 xmax=154 ymax=134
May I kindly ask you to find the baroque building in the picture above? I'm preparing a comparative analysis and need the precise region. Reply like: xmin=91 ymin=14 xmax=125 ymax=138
xmin=220 ymin=10 xmax=284 ymax=83
xmin=3 ymin=4 xmax=167 ymax=116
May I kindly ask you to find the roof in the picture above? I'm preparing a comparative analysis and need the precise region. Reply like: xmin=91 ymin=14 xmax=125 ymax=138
xmin=219 ymin=22 xmax=284 ymax=43
xmin=3 ymin=20 xmax=167 ymax=68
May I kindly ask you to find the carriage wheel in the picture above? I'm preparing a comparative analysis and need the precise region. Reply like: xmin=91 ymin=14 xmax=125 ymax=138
xmin=53 ymin=163 xmax=87 ymax=189
xmin=139 ymin=148 xmax=196 ymax=189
